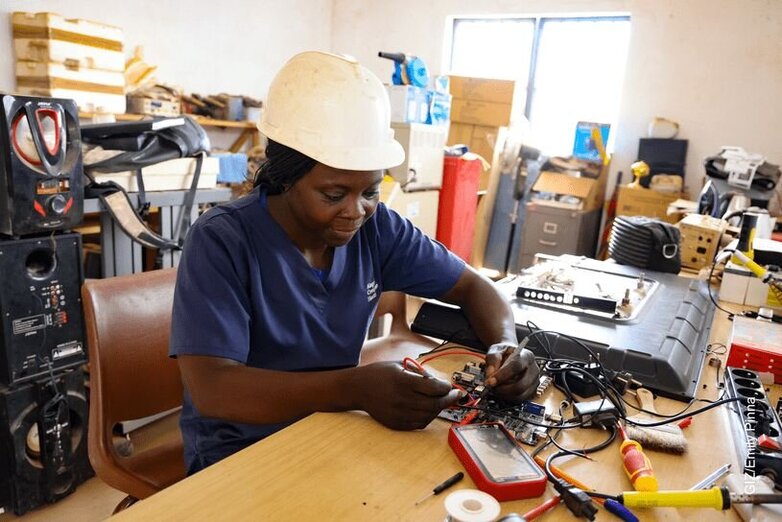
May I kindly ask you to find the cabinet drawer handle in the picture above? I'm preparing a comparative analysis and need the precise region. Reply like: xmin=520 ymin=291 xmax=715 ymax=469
xmin=538 ymin=240 xmax=557 ymax=247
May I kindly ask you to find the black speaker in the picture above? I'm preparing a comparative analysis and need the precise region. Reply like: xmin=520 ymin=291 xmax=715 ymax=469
xmin=0 ymin=233 xmax=86 ymax=386
xmin=0 ymin=368 xmax=93 ymax=516
xmin=0 ymin=94 xmax=84 ymax=236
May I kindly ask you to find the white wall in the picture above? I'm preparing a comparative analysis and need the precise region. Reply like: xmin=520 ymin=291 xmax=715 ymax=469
xmin=332 ymin=0 xmax=782 ymax=198
xmin=1 ymin=0 xmax=333 ymax=98
xmin=2 ymin=0 xmax=780 ymax=198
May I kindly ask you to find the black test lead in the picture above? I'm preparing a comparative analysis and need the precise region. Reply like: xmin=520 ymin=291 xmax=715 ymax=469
xmin=414 ymin=472 xmax=465 ymax=505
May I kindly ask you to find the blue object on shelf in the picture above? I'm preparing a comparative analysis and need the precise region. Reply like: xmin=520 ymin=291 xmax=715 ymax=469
xmin=572 ymin=121 xmax=610 ymax=162
xmin=213 ymin=153 xmax=248 ymax=183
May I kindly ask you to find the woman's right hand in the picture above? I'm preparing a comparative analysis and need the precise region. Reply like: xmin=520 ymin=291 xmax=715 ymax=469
xmin=350 ymin=361 xmax=461 ymax=431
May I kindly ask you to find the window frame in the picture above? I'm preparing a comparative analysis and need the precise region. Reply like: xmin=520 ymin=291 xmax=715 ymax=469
xmin=448 ymin=14 xmax=631 ymax=121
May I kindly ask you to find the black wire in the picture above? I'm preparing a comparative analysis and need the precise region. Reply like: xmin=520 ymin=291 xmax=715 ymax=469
xmin=542 ymin=360 xmax=627 ymax=418
xmin=543 ymin=426 xmax=617 ymax=483
xmin=587 ymin=491 xmax=619 ymax=500
xmin=526 ymin=330 xmax=631 ymax=411
xmin=525 ymin=320 xmax=552 ymax=358
xmin=708 ymin=253 xmax=736 ymax=317
xmin=624 ymin=396 xmax=741 ymax=427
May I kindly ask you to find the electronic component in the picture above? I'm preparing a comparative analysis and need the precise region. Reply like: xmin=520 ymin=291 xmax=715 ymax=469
xmin=536 ymin=374 xmax=553 ymax=396
xmin=412 ymin=255 xmax=716 ymax=401
xmin=441 ymin=361 xmax=550 ymax=445
xmin=448 ymin=423 xmax=547 ymax=501
xmin=573 ymin=399 xmax=619 ymax=429
xmin=513 ymin=257 xmax=658 ymax=320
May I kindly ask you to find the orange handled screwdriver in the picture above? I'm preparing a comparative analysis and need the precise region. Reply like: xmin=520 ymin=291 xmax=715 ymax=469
xmin=618 ymin=423 xmax=658 ymax=492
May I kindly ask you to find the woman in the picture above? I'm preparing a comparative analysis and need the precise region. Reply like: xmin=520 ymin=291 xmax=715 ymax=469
xmin=170 ymin=51 xmax=539 ymax=474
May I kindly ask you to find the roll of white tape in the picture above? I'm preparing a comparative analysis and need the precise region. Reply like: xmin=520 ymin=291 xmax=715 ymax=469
xmin=444 ymin=489 xmax=501 ymax=522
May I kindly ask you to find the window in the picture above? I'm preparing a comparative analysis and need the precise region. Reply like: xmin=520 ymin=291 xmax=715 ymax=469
xmin=448 ymin=16 xmax=631 ymax=156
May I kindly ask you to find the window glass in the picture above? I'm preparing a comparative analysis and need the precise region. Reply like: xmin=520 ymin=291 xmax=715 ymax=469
xmin=529 ymin=18 xmax=631 ymax=155
xmin=448 ymin=16 xmax=630 ymax=156
xmin=450 ymin=18 xmax=534 ymax=107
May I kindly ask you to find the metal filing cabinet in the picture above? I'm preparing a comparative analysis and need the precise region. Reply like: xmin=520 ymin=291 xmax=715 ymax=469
xmin=518 ymin=203 xmax=601 ymax=269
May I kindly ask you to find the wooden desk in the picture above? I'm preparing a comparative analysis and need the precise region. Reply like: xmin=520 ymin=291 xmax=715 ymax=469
xmin=111 ymin=307 xmax=774 ymax=521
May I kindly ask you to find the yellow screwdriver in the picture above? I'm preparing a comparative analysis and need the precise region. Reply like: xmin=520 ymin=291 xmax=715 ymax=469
xmin=618 ymin=487 xmax=782 ymax=509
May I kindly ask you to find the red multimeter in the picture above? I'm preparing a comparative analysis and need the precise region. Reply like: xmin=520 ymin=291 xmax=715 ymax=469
xmin=448 ymin=423 xmax=547 ymax=501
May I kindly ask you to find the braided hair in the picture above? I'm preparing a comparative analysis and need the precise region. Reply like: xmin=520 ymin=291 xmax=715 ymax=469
xmin=253 ymin=140 xmax=318 ymax=194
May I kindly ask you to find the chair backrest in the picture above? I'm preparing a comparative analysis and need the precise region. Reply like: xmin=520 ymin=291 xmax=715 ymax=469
xmin=81 ymin=268 xmax=183 ymax=498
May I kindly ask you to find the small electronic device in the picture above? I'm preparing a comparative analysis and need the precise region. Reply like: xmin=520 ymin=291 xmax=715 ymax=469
xmin=448 ymin=423 xmax=546 ymax=501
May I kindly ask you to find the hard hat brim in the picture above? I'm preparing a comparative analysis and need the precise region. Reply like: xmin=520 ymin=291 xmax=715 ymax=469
xmin=260 ymin=123 xmax=406 ymax=172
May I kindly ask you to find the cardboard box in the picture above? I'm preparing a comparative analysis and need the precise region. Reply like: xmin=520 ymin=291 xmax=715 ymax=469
xmin=471 ymin=126 xmax=499 ymax=191
xmin=530 ymin=171 xmax=607 ymax=212
xmin=471 ymin=126 xmax=498 ymax=162
xmin=450 ymin=98 xmax=512 ymax=127
xmin=380 ymin=179 xmax=439 ymax=237
xmin=446 ymin=123 xmax=500 ymax=191
xmin=615 ymin=186 xmax=682 ymax=223
xmin=448 ymin=122 xmax=474 ymax=146
xmin=448 ymin=76 xmax=515 ymax=104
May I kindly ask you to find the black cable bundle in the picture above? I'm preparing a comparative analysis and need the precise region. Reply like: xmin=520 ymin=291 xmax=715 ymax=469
xmin=608 ymin=215 xmax=681 ymax=273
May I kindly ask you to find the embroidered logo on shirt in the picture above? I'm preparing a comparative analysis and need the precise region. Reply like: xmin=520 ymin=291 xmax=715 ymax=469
xmin=366 ymin=280 xmax=378 ymax=302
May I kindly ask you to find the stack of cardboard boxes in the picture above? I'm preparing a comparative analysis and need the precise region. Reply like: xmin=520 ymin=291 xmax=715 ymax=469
xmin=12 ymin=12 xmax=126 ymax=114
xmin=614 ymin=185 xmax=683 ymax=224
xmin=447 ymin=76 xmax=518 ymax=191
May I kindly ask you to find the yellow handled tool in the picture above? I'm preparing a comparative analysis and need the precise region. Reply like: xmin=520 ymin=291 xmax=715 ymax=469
xmin=620 ymin=488 xmax=727 ymax=509
xmin=619 ymin=487 xmax=782 ymax=510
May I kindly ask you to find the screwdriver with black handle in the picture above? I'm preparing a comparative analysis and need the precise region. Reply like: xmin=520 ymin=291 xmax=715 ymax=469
xmin=414 ymin=472 xmax=465 ymax=505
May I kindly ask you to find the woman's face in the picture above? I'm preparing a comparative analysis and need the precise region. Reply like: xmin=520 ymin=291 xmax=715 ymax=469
xmin=284 ymin=163 xmax=384 ymax=247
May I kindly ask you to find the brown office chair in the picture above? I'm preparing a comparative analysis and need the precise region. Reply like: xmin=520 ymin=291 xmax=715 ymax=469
xmin=360 ymin=291 xmax=440 ymax=365
xmin=81 ymin=268 xmax=185 ymax=513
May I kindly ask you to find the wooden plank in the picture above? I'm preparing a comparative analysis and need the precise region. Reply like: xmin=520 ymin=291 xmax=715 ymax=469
xmin=471 ymin=127 xmax=507 ymax=269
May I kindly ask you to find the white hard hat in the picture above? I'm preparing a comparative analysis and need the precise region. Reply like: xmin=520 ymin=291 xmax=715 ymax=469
xmin=259 ymin=51 xmax=405 ymax=171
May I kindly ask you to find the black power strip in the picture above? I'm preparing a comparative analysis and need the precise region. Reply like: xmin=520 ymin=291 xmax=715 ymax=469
xmin=724 ymin=367 xmax=782 ymax=487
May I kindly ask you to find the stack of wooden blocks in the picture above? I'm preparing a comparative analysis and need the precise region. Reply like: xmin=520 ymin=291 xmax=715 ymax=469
xmin=12 ymin=11 xmax=126 ymax=114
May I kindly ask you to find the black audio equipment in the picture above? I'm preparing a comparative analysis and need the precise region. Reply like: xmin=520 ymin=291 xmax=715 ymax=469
xmin=0 ymin=368 xmax=93 ymax=515
xmin=0 ymin=94 xmax=84 ymax=236
xmin=0 ymin=233 xmax=85 ymax=386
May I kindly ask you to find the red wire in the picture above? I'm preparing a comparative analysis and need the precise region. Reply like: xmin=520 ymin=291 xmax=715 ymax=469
xmin=418 ymin=350 xmax=485 ymax=366
xmin=405 ymin=352 xmax=485 ymax=421
xmin=402 ymin=357 xmax=426 ymax=374
xmin=522 ymin=495 xmax=561 ymax=520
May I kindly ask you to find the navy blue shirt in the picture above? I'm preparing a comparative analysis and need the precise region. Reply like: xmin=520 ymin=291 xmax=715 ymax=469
xmin=170 ymin=189 xmax=465 ymax=473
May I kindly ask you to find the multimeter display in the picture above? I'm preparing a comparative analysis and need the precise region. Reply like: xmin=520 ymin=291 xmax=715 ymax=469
xmin=449 ymin=423 xmax=546 ymax=501
xmin=458 ymin=424 xmax=541 ymax=482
